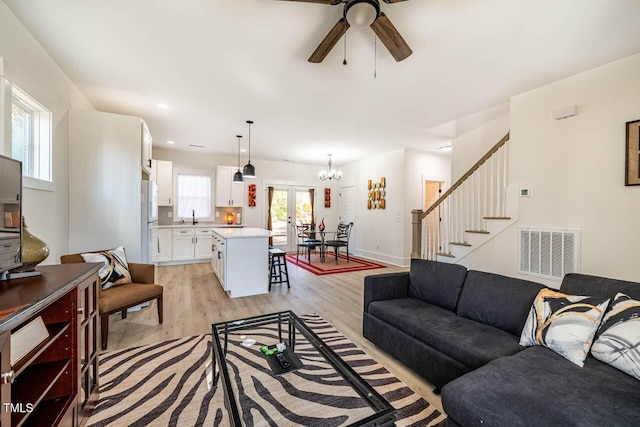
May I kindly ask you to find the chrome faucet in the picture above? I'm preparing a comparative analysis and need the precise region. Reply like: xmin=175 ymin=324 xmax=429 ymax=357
xmin=192 ymin=209 xmax=198 ymax=225
xmin=180 ymin=217 xmax=185 ymax=225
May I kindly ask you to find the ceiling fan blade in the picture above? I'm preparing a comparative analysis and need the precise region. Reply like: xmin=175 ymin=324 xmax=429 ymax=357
xmin=308 ymin=18 xmax=350 ymax=63
xmin=278 ymin=0 xmax=342 ymax=4
xmin=370 ymin=12 xmax=412 ymax=62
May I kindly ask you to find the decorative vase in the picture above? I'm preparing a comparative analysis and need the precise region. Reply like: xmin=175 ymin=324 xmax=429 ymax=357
xmin=12 ymin=217 xmax=50 ymax=273
xmin=318 ymin=218 xmax=325 ymax=232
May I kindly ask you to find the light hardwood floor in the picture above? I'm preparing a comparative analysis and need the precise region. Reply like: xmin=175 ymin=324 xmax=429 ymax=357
xmin=106 ymin=260 xmax=443 ymax=412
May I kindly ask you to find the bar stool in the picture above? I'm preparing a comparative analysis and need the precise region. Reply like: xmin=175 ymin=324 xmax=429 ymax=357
xmin=269 ymin=248 xmax=290 ymax=291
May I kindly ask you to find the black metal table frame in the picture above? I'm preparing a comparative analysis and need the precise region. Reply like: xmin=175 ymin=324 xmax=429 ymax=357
xmin=212 ymin=310 xmax=396 ymax=427
xmin=308 ymin=229 xmax=336 ymax=262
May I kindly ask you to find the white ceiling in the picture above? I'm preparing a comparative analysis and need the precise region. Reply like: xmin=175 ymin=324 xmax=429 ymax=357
xmin=4 ymin=0 xmax=640 ymax=166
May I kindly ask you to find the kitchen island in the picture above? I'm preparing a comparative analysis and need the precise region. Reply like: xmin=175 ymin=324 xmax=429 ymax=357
xmin=211 ymin=227 xmax=271 ymax=298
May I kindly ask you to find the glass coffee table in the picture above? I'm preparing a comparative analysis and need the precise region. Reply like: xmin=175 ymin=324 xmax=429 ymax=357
xmin=212 ymin=311 xmax=396 ymax=426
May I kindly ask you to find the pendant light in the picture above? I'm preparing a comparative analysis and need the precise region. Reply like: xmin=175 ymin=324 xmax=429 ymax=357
xmin=242 ymin=120 xmax=256 ymax=178
xmin=233 ymin=135 xmax=244 ymax=183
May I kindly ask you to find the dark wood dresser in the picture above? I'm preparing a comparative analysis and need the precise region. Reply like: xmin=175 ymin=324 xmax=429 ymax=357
xmin=0 ymin=263 xmax=101 ymax=427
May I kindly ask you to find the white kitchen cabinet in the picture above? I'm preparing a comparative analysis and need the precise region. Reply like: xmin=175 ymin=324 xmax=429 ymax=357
xmin=154 ymin=160 xmax=173 ymax=206
xmin=172 ymin=229 xmax=196 ymax=261
xmin=211 ymin=233 xmax=226 ymax=290
xmin=172 ymin=227 xmax=213 ymax=261
xmin=152 ymin=228 xmax=172 ymax=262
xmin=142 ymin=121 xmax=153 ymax=175
xmin=194 ymin=228 xmax=213 ymax=259
xmin=211 ymin=228 xmax=269 ymax=298
xmin=215 ymin=165 xmax=245 ymax=207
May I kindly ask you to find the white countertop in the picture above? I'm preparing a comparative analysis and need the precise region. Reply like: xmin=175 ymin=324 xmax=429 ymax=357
xmin=212 ymin=227 xmax=271 ymax=239
xmin=155 ymin=224 xmax=245 ymax=229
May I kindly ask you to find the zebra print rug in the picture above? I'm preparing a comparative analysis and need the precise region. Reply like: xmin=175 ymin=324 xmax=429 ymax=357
xmin=88 ymin=314 xmax=446 ymax=426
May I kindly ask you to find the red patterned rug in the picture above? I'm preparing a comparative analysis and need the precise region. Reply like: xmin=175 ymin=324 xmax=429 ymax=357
xmin=285 ymin=252 xmax=387 ymax=275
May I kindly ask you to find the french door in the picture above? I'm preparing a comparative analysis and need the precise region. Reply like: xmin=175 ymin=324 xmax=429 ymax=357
xmin=269 ymin=186 xmax=315 ymax=252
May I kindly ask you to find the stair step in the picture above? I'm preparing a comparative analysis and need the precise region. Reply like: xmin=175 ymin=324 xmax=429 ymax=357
xmin=436 ymin=252 xmax=455 ymax=258
xmin=465 ymin=230 xmax=490 ymax=234
xmin=450 ymin=242 xmax=472 ymax=247
xmin=483 ymin=216 xmax=512 ymax=220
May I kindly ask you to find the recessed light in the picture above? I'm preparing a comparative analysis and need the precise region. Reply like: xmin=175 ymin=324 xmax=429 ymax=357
xmin=157 ymin=103 xmax=170 ymax=109
xmin=439 ymin=145 xmax=452 ymax=152
xmin=240 ymin=148 xmax=247 ymax=153
xmin=167 ymin=140 xmax=175 ymax=145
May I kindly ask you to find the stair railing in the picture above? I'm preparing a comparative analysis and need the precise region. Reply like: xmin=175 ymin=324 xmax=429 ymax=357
xmin=412 ymin=132 xmax=510 ymax=260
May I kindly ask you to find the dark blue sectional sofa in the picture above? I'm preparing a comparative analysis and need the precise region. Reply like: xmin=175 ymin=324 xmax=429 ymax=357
xmin=362 ymin=259 xmax=640 ymax=426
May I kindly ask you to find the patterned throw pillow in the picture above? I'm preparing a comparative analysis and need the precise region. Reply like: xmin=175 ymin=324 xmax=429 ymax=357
xmin=591 ymin=293 xmax=640 ymax=380
xmin=519 ymin=288 xmax=610 ymax=367
xmin=81 ymin=246 xmax=132 ymax=289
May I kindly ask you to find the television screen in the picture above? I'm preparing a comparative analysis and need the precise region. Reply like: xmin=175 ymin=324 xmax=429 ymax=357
xmin=0 ymin=154 xmax=22 ymax=274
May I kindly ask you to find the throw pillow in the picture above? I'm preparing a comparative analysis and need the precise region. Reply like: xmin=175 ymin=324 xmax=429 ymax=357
xmin=81 ymin=246 xmax=132 ymax=289
xmin=591 ymin=293 xmax=640 ymax=380
xmin=519 ymin=288 xmax=610 ymax=367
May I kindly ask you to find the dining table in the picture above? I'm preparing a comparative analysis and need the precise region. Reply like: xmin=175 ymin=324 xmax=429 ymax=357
xmin=305 ymin=226 xmax=335 ymax=263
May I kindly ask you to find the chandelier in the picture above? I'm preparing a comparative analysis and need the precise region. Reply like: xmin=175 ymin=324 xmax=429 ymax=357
xmin=319 ymin=154 xmax=342 ymax=181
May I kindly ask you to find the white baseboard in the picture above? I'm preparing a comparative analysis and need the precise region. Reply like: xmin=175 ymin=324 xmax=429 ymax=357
xmin=352 ymin=249 xmax=409 ymax=267
xmin=156 ymin=259 xmax=211 ymax=267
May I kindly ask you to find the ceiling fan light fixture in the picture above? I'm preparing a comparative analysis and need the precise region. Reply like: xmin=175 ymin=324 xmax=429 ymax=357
xmin=344 ymin=0 xmax=380 ymax=28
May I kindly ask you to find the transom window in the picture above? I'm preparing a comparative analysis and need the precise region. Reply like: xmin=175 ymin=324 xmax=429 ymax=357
xmin=10 ymin=85 xmax=52 ymax=185
xmin=176 ymin=173 xmax=212 ymax=219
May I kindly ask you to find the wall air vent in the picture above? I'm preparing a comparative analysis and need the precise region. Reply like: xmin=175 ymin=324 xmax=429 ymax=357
xmin=519 ymin=227 xmax=579 ymax=281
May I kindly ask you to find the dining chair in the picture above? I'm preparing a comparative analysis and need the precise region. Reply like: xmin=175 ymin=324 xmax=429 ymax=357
xmin=293 ymin=223 xmax=321 ymax=264
xmin=323 ymin=222 xmax=354 ymax=264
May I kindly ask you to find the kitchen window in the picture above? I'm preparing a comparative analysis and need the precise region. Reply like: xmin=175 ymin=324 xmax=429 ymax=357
xmin=176 ymin=173 xmax=212 ymax=219
xmin=10 ymin=85 xmax=52 ymax=190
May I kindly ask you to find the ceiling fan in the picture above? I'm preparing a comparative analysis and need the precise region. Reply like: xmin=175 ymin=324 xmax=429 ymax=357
xmin=281 ymin=0 xmax=413 ymax=63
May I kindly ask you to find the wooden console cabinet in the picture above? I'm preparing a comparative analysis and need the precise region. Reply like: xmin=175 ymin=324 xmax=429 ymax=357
xmin=0 ymin=263 xmax=100 ymax=427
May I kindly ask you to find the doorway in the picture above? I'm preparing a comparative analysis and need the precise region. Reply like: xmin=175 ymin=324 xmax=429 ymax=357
xmin=268 ymin=186 xmax=316 ymax=252
xmin=424 ymin=180 xmax=444 ymax=259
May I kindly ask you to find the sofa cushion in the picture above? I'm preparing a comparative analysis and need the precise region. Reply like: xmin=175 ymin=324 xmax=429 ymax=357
xmin=561 ymin=273 xmax=640 ymax=300
xmin=519 ymin=288 xmax=610 ymax=367
xmin=442 ymin=346 xmax=640 ymax=427
xmin=368 ymin=298 xmax=522 ymax=369
xmin=591 ymin=293 xmax=640 ymax=380
xmin=408 ymin=259 xmax=467 ymax=311
xmin=456 ymin=270 xmax=545 ymax=336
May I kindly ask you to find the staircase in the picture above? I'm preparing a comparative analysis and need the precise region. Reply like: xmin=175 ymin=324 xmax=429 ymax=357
xmin=411 ymin=133 xmax=517 ymax=263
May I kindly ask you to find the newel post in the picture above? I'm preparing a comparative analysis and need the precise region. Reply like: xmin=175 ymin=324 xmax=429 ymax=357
xmin=411 ymin=209 xmax=423 ymax=259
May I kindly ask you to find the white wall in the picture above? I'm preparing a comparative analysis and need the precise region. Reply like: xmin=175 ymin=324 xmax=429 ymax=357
xmin=451 ymin=115 xmax=510 ymax=182
xmin=341 ymin=148 xmax=450 ymax=266
xmin=153 ymin=148 xmax=340 ymax=229
xmin=340 ymin=149 xmax=405 ymax=265
xmin=403 ymin=148 xmax=451 ymax=261
xmin=0 ymin=2 xmax=94 ymax=265
xmin=69 ymin=110 xmax=143 ymax=262
xmin=458 ymin=53 xmax=640 ymax=284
